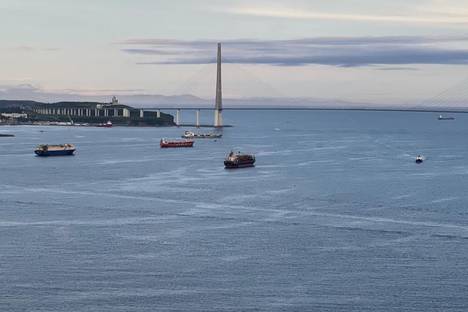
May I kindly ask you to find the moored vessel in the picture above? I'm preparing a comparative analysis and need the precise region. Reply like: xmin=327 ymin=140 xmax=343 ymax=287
xmin=97 ymin=120 xmax=113 ymax=127
xmin=160 ymin=138 xmax=194 ymax=148
xmin=224 ymin=151 xmax=255 ymax=169
xmin=182 ymin=131 xmax=222 ymax=139
xmin=438 ymin=115 xmax=455 ymax=120
xmin=415 ymin=155 xmax=424 ymax=163
xmin=35 ymin=144 xmax=76 ymax=156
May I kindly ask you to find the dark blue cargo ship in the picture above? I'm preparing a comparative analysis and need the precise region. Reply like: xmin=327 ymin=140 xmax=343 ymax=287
xmin=35 ymin=144 xmax=76 ymax=156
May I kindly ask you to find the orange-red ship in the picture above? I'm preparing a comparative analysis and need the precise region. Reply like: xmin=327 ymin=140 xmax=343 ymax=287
xmin=160 ymin=138 xmax=194 ymax=148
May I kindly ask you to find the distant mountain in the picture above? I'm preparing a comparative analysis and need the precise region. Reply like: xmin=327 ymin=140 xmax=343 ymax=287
xmin=0 ymin=84 xmax=384 ymax=108
xmin=0 ymin=95 xmax=372 ymax=109
xmin=1 ymin=85 xmax=468 ymax=111
xmin=0 ymin=100 xmax=43 ymax=108
xmin=118 ymin=94 xmax=210 ymax=107
xmin=0 ymin=86 xmax=210 ymax=107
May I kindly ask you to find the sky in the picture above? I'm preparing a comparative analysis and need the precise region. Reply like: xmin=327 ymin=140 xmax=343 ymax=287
xmin=2 ymin=0 xmax=468 ymax=106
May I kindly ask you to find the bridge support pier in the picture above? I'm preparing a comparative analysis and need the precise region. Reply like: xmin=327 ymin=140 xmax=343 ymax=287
xmin=176 ymin=109 xmax=181 ymax=126
xmin=214 ymin=109 xmax=222 ymax=128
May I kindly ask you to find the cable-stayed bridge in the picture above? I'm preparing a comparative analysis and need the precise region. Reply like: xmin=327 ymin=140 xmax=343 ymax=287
xmin=163 ymin=43 xmax=223 ymax=128
xmin=141 ymin=43 xmax=468 ymax=126
xmin=155 ymin=43 xmax=224 ymax=127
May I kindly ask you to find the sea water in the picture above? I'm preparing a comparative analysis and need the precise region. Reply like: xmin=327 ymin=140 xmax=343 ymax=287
xmin=1 ymin=110 xmax=467 ymax=311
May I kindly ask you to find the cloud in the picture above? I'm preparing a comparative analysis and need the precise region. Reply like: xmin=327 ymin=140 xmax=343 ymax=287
xmin=121 ymin=48 xmax=187 ymax=56
xmin=120 ymin=36 xmax=468 ymax=67
xmin=376 ymin=67 xmax=419 ymax=71
xmin=222 ymin=4 xmax=468 ymax=25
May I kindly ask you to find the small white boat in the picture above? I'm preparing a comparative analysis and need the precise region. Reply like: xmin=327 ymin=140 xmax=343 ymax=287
xmin=415 ymin=155 xmax=424 ymax=163
xmin=182 ymin=130 xmax=222 ymax=139
xmin=438 ymin=115 xmax=455 ymax=120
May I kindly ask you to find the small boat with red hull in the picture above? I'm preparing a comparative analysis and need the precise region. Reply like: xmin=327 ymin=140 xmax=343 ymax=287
xmin=224 ymin=151 xmax=255 ymax=169
xmin=35 ymin=144 xmax=76 ymax=157
xmin=160 ymin=138 xmax=194 ymax=148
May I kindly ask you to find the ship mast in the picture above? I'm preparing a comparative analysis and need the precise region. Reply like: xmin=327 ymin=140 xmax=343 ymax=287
xmin=214 ymin=43 xmax=223 ymax=127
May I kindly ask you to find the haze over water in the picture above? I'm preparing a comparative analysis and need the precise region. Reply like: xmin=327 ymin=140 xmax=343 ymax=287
xmin=1 ymin=110 xmax=468 ymax=311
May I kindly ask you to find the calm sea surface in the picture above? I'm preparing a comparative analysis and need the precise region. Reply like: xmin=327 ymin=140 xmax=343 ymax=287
xmin=1 ymin=110 xmax=468 ymax=311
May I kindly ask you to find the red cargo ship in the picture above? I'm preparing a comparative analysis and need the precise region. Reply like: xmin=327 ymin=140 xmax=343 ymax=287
xmin=160 ymin=138 xmax=194 ymax=148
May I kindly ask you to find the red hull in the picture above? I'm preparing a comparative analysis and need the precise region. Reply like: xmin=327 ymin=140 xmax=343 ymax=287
xmin=160 ymin=140 xmax=194 ymax=148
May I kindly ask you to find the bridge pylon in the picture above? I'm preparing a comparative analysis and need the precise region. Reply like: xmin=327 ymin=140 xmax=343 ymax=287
xmin=214 ymin=43 xmax=223 ymax=128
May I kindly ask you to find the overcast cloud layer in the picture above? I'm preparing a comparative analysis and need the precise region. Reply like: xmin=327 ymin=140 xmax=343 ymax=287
xmin=121 ymin=36 xmax=468 ymax=67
